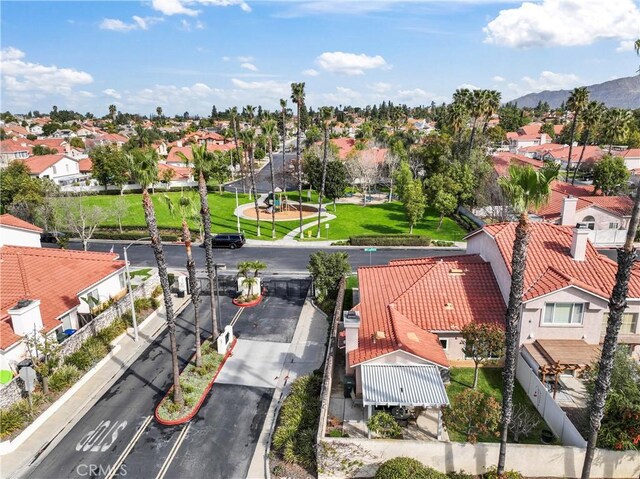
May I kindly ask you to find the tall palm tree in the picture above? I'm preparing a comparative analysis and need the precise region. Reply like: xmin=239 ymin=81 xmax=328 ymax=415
xmin=280 ymin=99 xmax=288 ymax=192
xmin=603 ymin=108 xmax=633 ymax=153
xmin=127 ymin=149 xmax=183 ymax=407
xmin=571 ymin=101 xmax=604 ymax=185
xmin=496 ymin=164 xmax=559 ymax=475
xmin=468 ymin=89 xmax=488 ymax=155
xmin=482 ymin=90 xmax=501 ymax=135
xmin=581 ymin=182 xmax=640 ymax=478
xmin=164 ymin=192 xmax=203 ymax=367
xmin=176 ymin=144 xmax=219 ymax=339
xmin=316 ymin=106 xmax=333 ymax=238
xmin=291 ymin=82 xmax=306 ymax=238
xmin=230 ymin=107 xmax=245 ymax=193
xmin=565 ymin=87 xmax=590 ymax=181
xmin=108 ymin=104 xmax=117 ymax=122
xmin=262 ymin=119 xmax=278 ymax=238
xmin=245 ymin=105 xmax=256 ymax=125
xmin=448 ymin=102 xmax=467 ymax=147
xmin=240 ymin=128 xmax=260 ymax=237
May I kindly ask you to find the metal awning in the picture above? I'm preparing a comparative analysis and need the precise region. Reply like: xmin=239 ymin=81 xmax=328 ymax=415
xmin=361 ymin=364 xmax=449 ymax=408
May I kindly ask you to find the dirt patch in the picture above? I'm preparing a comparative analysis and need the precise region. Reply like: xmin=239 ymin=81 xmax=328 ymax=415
xmin=242 ymin=204 xmax=317 ymax=220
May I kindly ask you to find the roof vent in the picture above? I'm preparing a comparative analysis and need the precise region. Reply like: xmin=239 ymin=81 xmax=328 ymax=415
xmin=16 ymin=299 xmax=32 ymax=309
xmin=375 ymin=331 xmax=386 ymax=340
xmin=444 ymin=303 xmax=454 ymax=310
xmin=449 ymin=268 xmax=465 ymax=276
xmin=406 ymin=332 xmax=419 ymax=342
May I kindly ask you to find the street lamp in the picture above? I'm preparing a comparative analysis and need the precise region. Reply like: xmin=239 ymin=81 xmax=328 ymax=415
xmin=213 ymin=263 xmax=226 ymax=334
xmin=235 ymin=187 xmax=241 ymax=233
xmin=123 ymin=237 xmax=151 ymax=341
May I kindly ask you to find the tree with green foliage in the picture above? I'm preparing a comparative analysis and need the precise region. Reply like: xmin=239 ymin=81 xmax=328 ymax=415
xmin=572 ymin=101 xmax=604 ymax=184
xmin=403 ymin=179 xmax=426 ymax=234
xmin=90 ymin=144 xmax=129 ymax=192
xmin=592 ymin=155 xmax=630 ymax=195
xmin=24 ymin=329 xmax=61 ymax=395
xmin=461 ymin=323 xmax=506 ymax=389
xmin=374 ymin=458 xmax=446 ymax=479
xmin=32 ymin=145 xmax=58 ymax=156
xmin=498 ymin=103 xmax=528 ymax=133
xmin=69 ymin=137 xmax=85 ymax=149
xmin=443 ymin=388 xmax=501 ymax=443
xmin=540 ymin=122 xmax=556 ymax=139
xmin=394 ymin=160 xmax=413 ymax=202
xmin=603 ymin=108 xmax=633 ymax=153
xmin=424 ymin=173 xmax=458 ymax=230
xmin=565 ymin=87 xmax=590 ymax=181
xmin=307 ymin=251 xmax=351 ymax=308
xmin=323 ymin=160 xmax=348 ymax=211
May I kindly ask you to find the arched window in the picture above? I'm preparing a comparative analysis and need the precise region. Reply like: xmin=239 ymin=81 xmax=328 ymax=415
xmin=581 ymin=215 xmax=595 ymax=230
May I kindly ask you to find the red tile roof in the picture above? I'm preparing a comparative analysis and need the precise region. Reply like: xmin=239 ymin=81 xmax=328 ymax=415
xmin=331 ymin=138 xmax=356 ymax=159
xmin=350 ymin=255 xmax=505 ymax=367
xmin=472 ymin=222 xmax=640 ymax=301
xmin=614 ymin=148 xmax=640 ymax=159
xmin=79 ymin=158 xmax=92 ymax=173
xmin=0 ymin=214 xmax=43 ymax=233
xmin=166 ymin=144 xmax=234 ymax=163
xmin=0 ymin=139 xmax=31 ymax=153
xmin=22 ymin=154 xmax=67 ymax=174
xmin=30 ymin=138 xmax=67 ymax=153
xmin=492 ymin=152 xmax=544 ymax=176
xmin=158 ymin=163 xmax=192 ymax=180
xmin=0 ymin=246 xmax=125 ymax=349
xmin=535 ymin=181 xmax=632 ymax=219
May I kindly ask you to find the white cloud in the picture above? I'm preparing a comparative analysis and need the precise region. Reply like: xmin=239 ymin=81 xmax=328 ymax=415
xmin=237 ymin=56 xmax=253 ymax=63
xmin=103 ymin=88 xmax=122 ymax=99
xmin=369 ymin=82 xmax=391 ymax=93
xmin=493 ymin=75 xmax=506 ymax=82
xmin=1 ymin=47 xmax=93 ymax=100
xmin=302 ymin=69 xmax=319 ymax=77
xmin=100 ymin=16 xmax=163 ymax=32
xmin=323 ymin=86 xmax=361 ymax=104
xmin=616 ymin=40 xmax=636 ymax=52
xmin=151 ymin=0 xmax=251 ymax=16
xmin=395 ymin=88 xmax=436 ymax=103
xmin=458 ymin=83 xmax=479 ymax=90
xmin=316 ymin=51 xmax=389 ymax=76
xmin=508 ymin=70 xmax=581 ymax=97
xmin=240 ymin=62 xmax=258 ymax=71
xmin=484 ymin=0 xmax=640 ymax=48
xmin=231 ymin=78 xmax=289 ymax=94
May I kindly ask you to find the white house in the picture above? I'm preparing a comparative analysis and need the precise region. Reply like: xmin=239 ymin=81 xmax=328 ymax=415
xmin=0 ymin=139 xmax=31 ymax=167
xmin=0 ymin=214 xmax=43 ymax=248
xmin=22 ymin=154 xmax=87 ymax=186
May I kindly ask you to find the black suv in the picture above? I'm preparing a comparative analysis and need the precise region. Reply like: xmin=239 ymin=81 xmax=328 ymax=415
xmin=210 ymin=233 xmax=246 ymax=249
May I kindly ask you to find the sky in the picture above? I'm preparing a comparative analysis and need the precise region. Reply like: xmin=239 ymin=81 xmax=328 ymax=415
xmin=1 ymin=0 xmax=640 ymax=116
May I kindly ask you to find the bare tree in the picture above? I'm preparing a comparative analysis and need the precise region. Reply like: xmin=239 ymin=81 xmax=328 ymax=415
xmin=508 ymin=404 xmax=540 ymax=442
xmin=111 ymin=196 xmax=129 ymax=234
xmin=345 ymin=151 xmax=380 ymax=206
xmin=382 ymin=151 xmax=400 ymax=202
xmin=57 ymin=195 xmax=107 ymax=251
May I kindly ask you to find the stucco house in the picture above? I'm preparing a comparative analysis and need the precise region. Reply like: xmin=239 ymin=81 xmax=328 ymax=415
xmin=0 ymin=139 xmax=31 ymax=167
xmin=22 ymin=154 xmax=88 ymax=186
xmin=0 ymin=214 xmax=43 ymax=248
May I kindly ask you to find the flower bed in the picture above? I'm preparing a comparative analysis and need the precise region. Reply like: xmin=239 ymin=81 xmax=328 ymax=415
xmin=231 ymin=294 xmax=263 ymax=307
xmin=155 ymin=338 xmax=236 ymax=425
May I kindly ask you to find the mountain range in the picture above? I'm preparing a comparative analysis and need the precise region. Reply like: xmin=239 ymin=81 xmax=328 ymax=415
xmin=509 ymin=75 xmax=640 ymax=110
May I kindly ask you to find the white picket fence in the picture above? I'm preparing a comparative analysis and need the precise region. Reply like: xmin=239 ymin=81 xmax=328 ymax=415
xmin=516 ymin=354 xmax=587 ymax=447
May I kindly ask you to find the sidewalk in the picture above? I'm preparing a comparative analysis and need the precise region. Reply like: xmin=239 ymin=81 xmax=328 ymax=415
xmin=0 ymin=294 xmax=190 ymax=479
xmin=246 ymin=297 xmax=328 ymax=479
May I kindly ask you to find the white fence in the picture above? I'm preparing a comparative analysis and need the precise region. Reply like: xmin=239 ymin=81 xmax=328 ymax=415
xmin=516 ymin=354 xmax=586 ymax=447
xmin=587 ymin=228 xmax=628 ymax=247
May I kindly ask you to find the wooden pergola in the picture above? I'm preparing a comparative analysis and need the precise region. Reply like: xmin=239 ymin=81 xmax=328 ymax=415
xmin=523 ymin=340 xmax=601 ymax=398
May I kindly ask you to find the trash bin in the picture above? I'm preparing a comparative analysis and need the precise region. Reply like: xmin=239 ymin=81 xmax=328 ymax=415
xmin=344 ymin=376 xmax=356 ymax=398
xmin=16 ymin=359 xmax=33 ymax=372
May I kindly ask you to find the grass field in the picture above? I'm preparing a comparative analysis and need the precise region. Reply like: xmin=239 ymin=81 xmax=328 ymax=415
xmin=71 ymin=190 xmax=467 ymax=242
xmin=446 ymin=368 xmax=549 ymax=444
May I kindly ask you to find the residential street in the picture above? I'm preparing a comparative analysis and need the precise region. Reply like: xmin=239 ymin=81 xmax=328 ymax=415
xmin=23 ymin=278 xmax=311 ymax=479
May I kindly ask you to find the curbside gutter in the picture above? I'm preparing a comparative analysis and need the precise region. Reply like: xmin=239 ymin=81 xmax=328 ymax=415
xmin=155 ymin=337 xmax=237 ymax=426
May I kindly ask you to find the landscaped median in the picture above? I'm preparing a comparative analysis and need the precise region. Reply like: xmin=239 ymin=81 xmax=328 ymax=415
xmin=155 ymin=337 xmax=236 ymax=425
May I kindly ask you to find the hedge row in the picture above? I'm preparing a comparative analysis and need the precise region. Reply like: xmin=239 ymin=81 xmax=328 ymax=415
xmin=349 ymin=235 xmax=432 ymax=246
xmin=92 ymin=229 xmax=184 ymax=242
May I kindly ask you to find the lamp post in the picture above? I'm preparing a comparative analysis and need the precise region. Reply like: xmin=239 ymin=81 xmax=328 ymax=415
xmin=123 ymin=237 xmax=151 ymax=342
xmin=213 ymin=263 xmax=226 ymax=334
xmin=235 ymin=187 xmax=240 ymax=233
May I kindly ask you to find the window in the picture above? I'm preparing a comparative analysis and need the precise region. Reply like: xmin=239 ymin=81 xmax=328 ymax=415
xmin=439 ymin=339 xmax=448 ymax=350
xmin=85 ymin=288 xmax=100 ymax=308
xmin=581 ymin=216 xmax=595 ymax=230
xmin=543 ymin=303 xmax=584 ymax=325
xmin=609 ymin=222 xmax=619 ymax=230
xmin=603 ymin=313 xmax=638 ymax=335
xmin=118 ymin=272 xmax=126 ymax=290
xmin=52 ymin=165 xmax=57 ymax=175
xmin=59 ymin=313 xmax=73 ymax=331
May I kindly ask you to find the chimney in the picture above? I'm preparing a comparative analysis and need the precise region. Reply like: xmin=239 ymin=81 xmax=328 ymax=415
xmin=343 ymin=310 xmax=361 ymax=353
xmin=560 ymin=196 xmax=578 ymax=226
xmin=8 ymin=299 xmax=43 ymax=336
xmin=570 ymin=224 xmax=590 ymax=261
xmin=176 ymin=139 xmax=183 ymax=148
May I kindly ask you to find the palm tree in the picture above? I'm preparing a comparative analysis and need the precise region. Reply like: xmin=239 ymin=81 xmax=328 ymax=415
xmin=242 ymin=276 xmax=258 ymax=297
xmin=316 ymin=106 xmax=333 ymax=238
xmin=230 ymin=107 xmax=245 ymax=193
xmin=280 ymin=99 xmax=288 ymax=192
xmin=291 ymin=82 xmax=306 ymax=238
xmin=496 ymin=163 xmax=559 ymax=475
xmin=176 ymin=144 xmax=219 ymax=339
xmin=482 ymin=90 xmax=501 ymax=135
xmin=127 ymin=148 xmax=183 ymax=407
xmin=603 ymin=108 xmax=633 ymax=153
xmin=565 ymin=87 xmax=590 ymax=181
xmin=244 ymin=105 xmax=256 ymax=125
xmin=240 ymin=128 xmax=260 ymax=237
xmin=262 ymin=119 xmax=278 ymax=238
xmin=249 ymin=260 xmax=267 ymax=278
xmin=571 ymin=101 xmax=604 ymax=184
xmin=448 ymin=102 xmax=467 ymax=146
xmin=108 ymin=104 xmax=117 ymax=122
xmin=468 ymin=89 xmax=488 ymax=155
xmin=164 ymin=192 xmax=202 ymax=367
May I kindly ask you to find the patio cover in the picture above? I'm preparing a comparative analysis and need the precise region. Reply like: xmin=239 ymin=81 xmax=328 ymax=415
xmin=361 ymin=364 xmax=449 ymax=407
xmin=523 ymin=339 xmax=601 ymax=373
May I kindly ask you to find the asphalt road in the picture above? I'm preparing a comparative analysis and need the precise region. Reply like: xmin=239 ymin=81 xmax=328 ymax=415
xmin=64 ymin=241 xmax=464 ymax=273
xmin=25 ymin=278 xmax=309 ymax=479
xmin=224 ymin=152 xmax=299 ymax=194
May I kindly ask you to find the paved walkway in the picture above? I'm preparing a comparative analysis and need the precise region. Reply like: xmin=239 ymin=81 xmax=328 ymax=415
xmin=246 ymin=298 xmax=328 ymax=478
xmin=0 ymin=294 xmax=190 ymax=479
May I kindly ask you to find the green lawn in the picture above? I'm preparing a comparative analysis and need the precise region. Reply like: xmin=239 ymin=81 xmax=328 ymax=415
xmin=446 ymin=368 xmax=550 ymax=444
xmin=69 ymin=190 xmax=467 ymax=242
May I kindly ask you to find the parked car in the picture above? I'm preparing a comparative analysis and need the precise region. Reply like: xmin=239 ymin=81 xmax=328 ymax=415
xmin=40 ymin=231 xmax=69 ymax=244
xmin=209 ymin=233 xmax=246 ymax=249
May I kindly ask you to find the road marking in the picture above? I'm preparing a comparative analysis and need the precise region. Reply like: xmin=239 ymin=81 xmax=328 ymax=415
xmin=155 ymin=423 xmax=191 ymax=479
xmin=103 ymin=415 xmax=152 ymax=479
xmin=230 ymin=307 xmax=245 ymax=327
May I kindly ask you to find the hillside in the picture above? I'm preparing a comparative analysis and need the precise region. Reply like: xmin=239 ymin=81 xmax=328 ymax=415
xmin=509 ymin=75 xmax=640 ymax=109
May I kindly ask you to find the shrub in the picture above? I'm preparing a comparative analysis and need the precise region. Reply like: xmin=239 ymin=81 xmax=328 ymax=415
xmin=367 ymin=411 xmax=402 ymax=438
xmin=443 ymin=389 xmax=501 ymax=443
xmin=49 ymin=364 xmax=81 ymax=392
xmin=446 ymin=471 xmax=473 ymax=479
xmin=152 ymin=285 xmax=163 ymax=298
xmin=350 ymin=235 xmax=431 ymax=246
xmin=65 ymin=349 xmax=93 ymax=371
xmin=374 ymin=458 xmax=446 ymax=479
xmin=134 ymin=297 xmax=152 ymax=313
xmin=483 ymin=467 xmax=523 ymax=479
xmin=0 ymin=393 xmax=47 ymax=439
